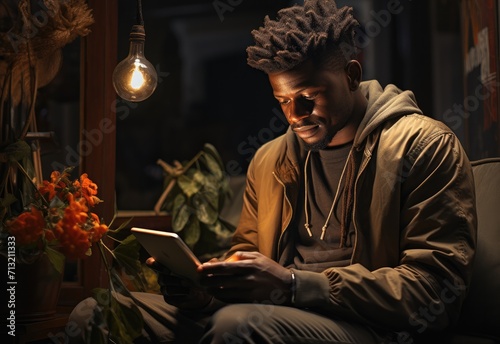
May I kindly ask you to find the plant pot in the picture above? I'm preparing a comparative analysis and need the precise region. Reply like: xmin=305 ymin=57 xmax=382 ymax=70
xmin=2 ymin=253 xmax=64 ymax=323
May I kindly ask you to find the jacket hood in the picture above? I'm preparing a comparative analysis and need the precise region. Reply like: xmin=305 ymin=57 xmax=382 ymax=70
xmin=354 ymin=80 xmax=423 ymax=147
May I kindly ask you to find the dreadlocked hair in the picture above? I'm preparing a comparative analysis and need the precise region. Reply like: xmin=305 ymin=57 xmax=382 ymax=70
xmin=247 ymin=0 xmax=360 ymax=74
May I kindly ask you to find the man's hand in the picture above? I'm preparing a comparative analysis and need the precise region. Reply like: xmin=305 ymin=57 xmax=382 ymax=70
xmin=198 ymin=251 xmax=293 ymax=305
xmin=146 ymin=257 xmax=213 ymax=310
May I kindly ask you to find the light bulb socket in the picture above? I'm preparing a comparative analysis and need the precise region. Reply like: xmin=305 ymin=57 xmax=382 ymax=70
xmin=129 ymin=25 xmax=146 ymax=41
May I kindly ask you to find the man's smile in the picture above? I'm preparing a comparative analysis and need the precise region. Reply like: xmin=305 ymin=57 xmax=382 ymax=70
xmin=292 ymin=124 xmax=320 ymax=138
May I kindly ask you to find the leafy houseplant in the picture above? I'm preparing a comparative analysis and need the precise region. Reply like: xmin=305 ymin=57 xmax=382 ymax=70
xmin=155 ymin=143 xmax=236 ymax=259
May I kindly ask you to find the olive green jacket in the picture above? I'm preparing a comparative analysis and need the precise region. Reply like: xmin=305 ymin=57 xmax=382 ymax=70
xmin=227 ymin=80 xmax=477 ymax=333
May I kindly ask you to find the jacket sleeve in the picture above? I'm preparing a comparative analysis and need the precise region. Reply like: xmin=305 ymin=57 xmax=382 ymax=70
xmin=294 ymin=130 xmax=477 ymax=334
xmin=223 ymin=157 xmax=260 ymax=258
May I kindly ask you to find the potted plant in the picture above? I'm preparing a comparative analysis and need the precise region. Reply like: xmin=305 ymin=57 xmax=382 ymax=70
xmin=0 ymin=0 xmax=97 ymax=322
xmin=0 ymin=165 xmax=109 ymax=320
xmin=0 ymin=2 xmax=147 ymax=341
xmin=154 ymin=143 xmax=236 ymax=260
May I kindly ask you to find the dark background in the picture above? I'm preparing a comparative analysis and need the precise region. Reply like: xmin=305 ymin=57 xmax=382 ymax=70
xmin=36 ymin=0 xmax=492 ymax=210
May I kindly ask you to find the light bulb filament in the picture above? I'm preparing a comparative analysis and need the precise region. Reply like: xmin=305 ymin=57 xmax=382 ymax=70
xmin=131 ymin=60 xmax=145 ymax=90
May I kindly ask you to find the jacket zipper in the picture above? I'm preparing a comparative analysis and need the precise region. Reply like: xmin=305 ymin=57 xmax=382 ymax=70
xmin=350 ymin=149 xmax=371 ymax=265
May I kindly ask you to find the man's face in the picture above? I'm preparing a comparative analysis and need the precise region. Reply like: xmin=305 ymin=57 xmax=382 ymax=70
xmin=269 ymin=60 xmax=358 ymax=150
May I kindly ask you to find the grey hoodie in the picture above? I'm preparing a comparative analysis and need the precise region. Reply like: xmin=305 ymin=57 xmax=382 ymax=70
xmin=355 ymin=80 xmax=423 ymax=146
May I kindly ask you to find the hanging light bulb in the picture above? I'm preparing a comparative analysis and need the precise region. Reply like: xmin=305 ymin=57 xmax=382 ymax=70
xmin=112 ymin=0 xmax=157 ymax=102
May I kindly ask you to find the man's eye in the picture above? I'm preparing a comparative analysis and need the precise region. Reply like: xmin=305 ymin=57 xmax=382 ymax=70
xmin=303 ymin=94 xmax=317 ymax=100
xmin=279 ymin=99 xmax=290 ymax=105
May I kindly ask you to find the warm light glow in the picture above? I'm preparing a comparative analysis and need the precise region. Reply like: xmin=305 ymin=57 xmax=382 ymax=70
xmin=112 ymin=25 xmax=157 ymax=102
xmin=130 ymin=61 xmax=145 ymax=90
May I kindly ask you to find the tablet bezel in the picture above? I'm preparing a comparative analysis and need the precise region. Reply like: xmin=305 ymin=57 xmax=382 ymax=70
xmin=131 ymin=227 xmax=202 ymax=284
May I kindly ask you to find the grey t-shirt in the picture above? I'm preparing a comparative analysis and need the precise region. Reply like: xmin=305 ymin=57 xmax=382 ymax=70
xmin=292 ymin=143 xmax=355 ymax=272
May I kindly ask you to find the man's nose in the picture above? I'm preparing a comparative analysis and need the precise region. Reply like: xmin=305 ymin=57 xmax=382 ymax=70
xmin=287 ymin=100 xmax=311 ymax=124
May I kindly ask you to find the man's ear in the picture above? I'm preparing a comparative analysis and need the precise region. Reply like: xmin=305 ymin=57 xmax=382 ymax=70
xmin=345 ymin=60 xmax=362 ymax=91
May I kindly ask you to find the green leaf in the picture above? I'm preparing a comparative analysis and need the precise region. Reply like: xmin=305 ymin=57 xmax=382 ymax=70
xmin=194 ymin=222 xmax=231 ymax=257
xmin=0 ymin=194 xmax=17 ymax=208
xmin=105 ymin=216 xmax=133 ymax=236
xmin=108 ymin=295 xmax=144 ymax=343
xmin=192 ymin=169 xmax=206 ymax=183
xmin=181 ymin=217 xmax=200 ymax=248
xmin=203 ymin=175 xmax=220 ymax=194
xmin=205 ymin=220 xmax=232 ymax=238
xmin=112 ymin=235 xmax=142 ymax=278
xmin=89 ymin=324 xmax=108 ymax=344
xmin=91 ymin=289 xmax=143 ymax=343
xmin=161 ymin=184 xmax=181 ymax=212
xmin=171 ymin=194 xmax=190 ymax=231
xmin=92 ymin=288 xmax=112 ymax=307
xmin=5 ymin=140 xmax=31 ymax=162
xmin=177 ymin=172 xmax=204 ymax=198
xmin=202 ymin=143 xmax=224 ymax=170
xmin=201 ymin=152 xmax=223 ymax=179
xmin=49 ymin=196 xmax=65 ymax=209
xmin=192 ymin=191 xmax=218 ymax=224
xmin=45 ymin=246 xmax=65 ymax=275
xmin=89 ymin=288 xmax=113 ymax=343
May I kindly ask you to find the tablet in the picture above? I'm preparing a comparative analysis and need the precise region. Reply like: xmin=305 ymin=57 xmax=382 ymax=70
xmin=131 ymin=227 xmax=202 ymax=284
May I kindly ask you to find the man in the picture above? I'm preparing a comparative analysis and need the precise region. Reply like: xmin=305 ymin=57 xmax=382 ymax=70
xmin=69 ymin=0 xmax=476 ymax=343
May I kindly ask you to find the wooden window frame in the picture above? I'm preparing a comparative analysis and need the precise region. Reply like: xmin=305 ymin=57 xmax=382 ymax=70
xmin=58 ymin=0 xmax=171 ymax=310
xmin=58 ymin=0 xmax=117 ymax=309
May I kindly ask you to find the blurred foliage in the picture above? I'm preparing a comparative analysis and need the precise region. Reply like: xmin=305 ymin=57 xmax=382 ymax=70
xmin=155 ymin=143 xmax=235 ymax=259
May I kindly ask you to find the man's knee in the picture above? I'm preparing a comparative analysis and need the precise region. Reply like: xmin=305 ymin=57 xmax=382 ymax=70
xmin=203 ymin=304 xmax=276 ymax=343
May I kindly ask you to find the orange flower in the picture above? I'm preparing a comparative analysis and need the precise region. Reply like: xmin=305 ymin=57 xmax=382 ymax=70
xmin=38 ymin=180 xmax=57 ymax=201
xmin=50 ymin=171 xmax=63 ymax=189
xmin=66 ymin=195 xmax=89 ymax=222
xmin=38 ymin=170 xmax=71 ymax=202
xmin=89 ymin=213 xmax=108 ymax=243
xmin=50 ymin=170 xmax=61 ymax=182
xmin=6 ymin=168 xmax=109 ymax=261
xmin=74 ymin=173 xmax=101 ymax=207
xmin=44 ymin=228 xmax=56 ymax=242
xmin=6 ymin=207 xmax=45 ymax=246
xmin=54 ymin=222 xmax=91 ymax=260
xmin=53 ymin=197 xmax=92 ymax=260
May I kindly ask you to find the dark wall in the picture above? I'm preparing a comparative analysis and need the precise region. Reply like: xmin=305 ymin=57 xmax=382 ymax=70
xmin=115 ymin=1 xmax=290 ymax=209
xmin=114 ymin=0 xmax=476 ymax=210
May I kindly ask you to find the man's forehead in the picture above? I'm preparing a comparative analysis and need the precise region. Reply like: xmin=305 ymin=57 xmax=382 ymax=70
xmin=268 ymin=62 xmax=337 ymax=93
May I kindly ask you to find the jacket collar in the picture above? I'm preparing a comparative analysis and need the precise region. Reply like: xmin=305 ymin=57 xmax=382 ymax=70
xmin=273 ymin=128 xmax=306 ymax=184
